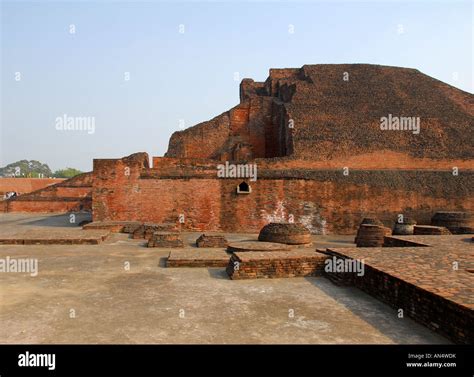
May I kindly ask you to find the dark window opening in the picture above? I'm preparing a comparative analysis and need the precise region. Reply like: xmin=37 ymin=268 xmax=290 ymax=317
xmin=237 ymin=181 xmax=251 ymax=194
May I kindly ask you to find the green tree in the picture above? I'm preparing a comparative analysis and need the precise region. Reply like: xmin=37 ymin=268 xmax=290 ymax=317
xmin=53 ymin=168 xmax=83 ymax=178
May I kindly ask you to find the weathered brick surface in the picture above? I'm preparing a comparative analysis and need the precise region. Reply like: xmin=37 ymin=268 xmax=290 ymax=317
xmin=3 ymin=172 xmax=92 ymax=213
xmin=392 ymin=218 xmax=416 ymax=235
xmin=132 ymin=223 xmax=177 ymax=240
xmin=147 ymin=232 xmax=184 ymax=248
xmin=0 ymin=178 xmax=65 ymax=196
xmin=414 ymin=225 xmax=451 ymax=235
xmin=0 ymin=229 xmax=109 ymax=245
xmin=431 ymin=211 xmax=474 ymax=234
xmin=166 ymin=64 xmax=474 ymax=163
xmin=258 ymin=222 xmax=312 ymax=245
xmin=196 ymin=234 xmax=228 ymax=248
xmin=167 ymin=249 xmax=230 ymax=267
xmin=227 ymin=241 xmax=291 ymax=253
xmin=354 ymin=225 xmax=391 ymax=247
xmin=83 ymin=221 xmax=141 ymax=233
xmin=325 ymin=235 xmax=474 ymax=344
xmin=122 ymin=222 xmax=143 ymax=234
xmin=92 ymin=155 xmax=474 ymax=235
xmin=226 ymin=250 xmax=326 ymax=279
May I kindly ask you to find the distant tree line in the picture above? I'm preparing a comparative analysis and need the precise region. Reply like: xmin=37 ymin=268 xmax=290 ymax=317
xmin=0 ymin=160 xmax=83 ymax=178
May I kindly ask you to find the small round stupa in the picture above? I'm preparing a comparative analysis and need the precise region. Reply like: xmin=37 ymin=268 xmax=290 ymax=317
xmin=258 ymin=222 xmax=312 ymax=245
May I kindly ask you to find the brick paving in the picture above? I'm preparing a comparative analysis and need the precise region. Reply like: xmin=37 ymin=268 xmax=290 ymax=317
xmin=325 ymin=234 xmax=474 ymax=343
xmin=327 ymin=235 xmax=474 ymax=310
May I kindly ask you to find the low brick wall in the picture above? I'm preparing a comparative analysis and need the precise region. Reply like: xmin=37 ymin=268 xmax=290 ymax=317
xmin=3 ymin=173 xmax=92 ymax=213
xmin=324 ymin=248 xmax=473 ymax=344
xmin=147 ymin=232 xmax=184 ymax=248
xmin=383 ymin=236 xmax=429 ymax=247
xmin=167 ymin=250 xmax=230 ymax=267
xmin=226 ymin=250 xmax=327 ymax=279
xmin=196 ymin=234 xmax=228 ymax=248
xmin=83 ymin=221 xmax=137 ymax=233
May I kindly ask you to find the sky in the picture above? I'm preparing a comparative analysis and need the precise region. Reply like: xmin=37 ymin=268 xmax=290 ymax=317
xmin=1 ymin=0 xmax=472 ymax=172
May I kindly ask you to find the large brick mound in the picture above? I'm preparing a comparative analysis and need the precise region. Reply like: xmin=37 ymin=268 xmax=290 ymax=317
xmin=166 ymin=64 xmax=474 ymax=162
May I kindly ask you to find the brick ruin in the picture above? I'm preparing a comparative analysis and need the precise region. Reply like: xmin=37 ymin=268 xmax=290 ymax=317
xmin=1 ymin=173 xmax=92 ymax=213
xmin=2 ymin=64 xmax=473 ymax=234
xmin=2 ymin=63 xmax=472 ymax=345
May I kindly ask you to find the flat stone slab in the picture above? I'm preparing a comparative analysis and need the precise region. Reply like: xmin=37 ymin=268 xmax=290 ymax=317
xmin=167 ymin=249 xmax=230 ymax=267
xmin=0 ymin=229 xmax=109 ymax=245
xmin=227 ymin=241 xmax=292 ymax=253
xmin=227 ymin=250 xmax=326 ymax=279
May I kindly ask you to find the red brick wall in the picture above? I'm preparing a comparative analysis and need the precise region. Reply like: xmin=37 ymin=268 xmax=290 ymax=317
xmin=0 ymin=178 xmax=65 ymax=196
xmin=3 ymin=173 xmax=92 ymax=213
xmin=92 ymin=156 xmax=474 ymax=234
xmin=5 ymin=198 xmax=92 ymax=213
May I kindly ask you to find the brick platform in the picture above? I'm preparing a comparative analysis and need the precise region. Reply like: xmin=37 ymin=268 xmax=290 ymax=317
xmin=413 ymin=225 xmax=451 ymax=235
xmin=0 ymin=229 xmax=110 ymax=245
xmin=167 ymin=249 xmax=230 ymax=267
xmin=196 ymin=234 xmax=228 ymax=248
xmin=227 ymin=241 xmax=292 ymax=253
xmin=133 ymin=223 xmax=177 ymax=240
xmin=147 ymin=232 xmax=184 ymax=248
xmin=83 ymin=221 xmax=141 ymax=233
xmin=226 ymin=250 xmax=326 ymax=279
xmin=324 ymin=235 xmax=474 ymax=344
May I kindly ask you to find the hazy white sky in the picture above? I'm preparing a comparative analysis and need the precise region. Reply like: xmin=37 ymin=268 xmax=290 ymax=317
xmin=1 ymin=0 xmax=472 ymax=171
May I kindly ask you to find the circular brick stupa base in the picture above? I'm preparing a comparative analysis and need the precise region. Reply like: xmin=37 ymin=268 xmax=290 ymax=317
xmin=392 ymin=218 xmax=417 ymax=235
xmin=257 ymin=223 xmax=312 ymax=245
xmin=431 ymin=211 xmax=474 ymax=234
xmin=227 ymin=241 xmax=292 ymax=253
xmin=355 ymin=224 xmax=391 ymax=247
xmin=360 ymin=217 xmax=384 ymax=226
